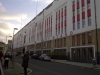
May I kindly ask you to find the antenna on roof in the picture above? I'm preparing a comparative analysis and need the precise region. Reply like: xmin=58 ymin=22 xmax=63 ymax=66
xmin=36 ymin=0 xmax=38 ymax=16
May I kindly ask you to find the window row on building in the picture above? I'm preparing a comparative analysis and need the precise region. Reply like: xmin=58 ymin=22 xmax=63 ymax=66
xmin=72 ymin=0 xmax=91 ymax=30
xmin=55 ymin=38 xmax=66 ymax=48
xmin=45 ymin=15 xmax=52 ymax=39
xmin=56 ymin=6 xmax=67 ymax=36
xmin=71 ymin=47 xmax=93 ymax=60
xmin=72 ymin=32 xmax=92 ymax=46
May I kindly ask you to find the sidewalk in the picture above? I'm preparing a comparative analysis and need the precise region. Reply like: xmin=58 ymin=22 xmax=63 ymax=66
xmin=3 ymin=61 xmax=23 ymax=75
xmin=51 ymin=59 xmax=100 ymax=70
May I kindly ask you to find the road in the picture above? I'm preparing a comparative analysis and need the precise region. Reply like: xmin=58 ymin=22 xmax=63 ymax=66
xmin=16 ymin=57 xmax=100 ymax=75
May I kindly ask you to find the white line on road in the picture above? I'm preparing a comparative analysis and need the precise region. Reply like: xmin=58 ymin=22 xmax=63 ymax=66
xmin=29 ymin=63 xmax=63 ymax=75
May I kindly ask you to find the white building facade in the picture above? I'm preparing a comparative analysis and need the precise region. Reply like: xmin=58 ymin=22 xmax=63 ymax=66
xmin=13 ymin=0 xmax=100 ymax=63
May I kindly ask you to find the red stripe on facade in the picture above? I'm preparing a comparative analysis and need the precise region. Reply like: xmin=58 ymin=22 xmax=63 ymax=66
xmin=77 ymin=14 xmax=80 ymax=21
xmin=82 ymin=12 xmax=85 ymax=19
xmin=81 ymin=0 xmax=84 ymax=6
xmin=87 ymin=9 xmax=91 ymax=17
xmin=77 ymin=2 xmax=79 ymax=9
xmin=73 ymin=16 xmax=75 ymax=23
xmin=72 ymin=4 xmax=75 ymax=11
xmin=87 ymin=0 xmax=90 ymax=4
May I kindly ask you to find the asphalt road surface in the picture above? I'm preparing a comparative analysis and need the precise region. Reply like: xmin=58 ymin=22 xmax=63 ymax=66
xmin=16 ymin=57 xmax=100 ymax=75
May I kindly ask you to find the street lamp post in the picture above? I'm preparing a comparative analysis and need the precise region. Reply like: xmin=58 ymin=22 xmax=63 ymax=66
xmin=12 ymin=28 xmax=18 ymax=68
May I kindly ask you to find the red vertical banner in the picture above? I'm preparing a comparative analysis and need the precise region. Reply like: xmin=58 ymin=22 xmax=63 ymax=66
xmin=49 ymin=17 xmax=50 ymax=24
xmin=47 ymin=18 xmax=48 ymax=25
xmin=56 ymin=12 xmax=57 ymax=20
xmin=24 ymin=35 xmax=26 ymax=44
xmin=51 ymin=15 xmax=52 ymax=23
xmin=29 ymin=29 xmax=31 ymax=43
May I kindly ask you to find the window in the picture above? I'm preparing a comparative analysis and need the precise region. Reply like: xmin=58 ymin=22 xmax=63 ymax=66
xmin=58 ymin=39 xmax=59 ymax=47
xmin=77 ymin=9 xmax=80 ymax=14
xmin=55 ymin=40 xmax=56 ymax=47
xmin=88 ymin=32 xmax=92 ymax=43
xmin=87 ymin=3 xmax=91 ymax=9
xmin=65 ymin=25 xmax=67 ymax=33
xmin=88 ymin=17 xmax=91 ymax=26
xmin=88 ymin=48 xmax=93 ymax=59
xmin=82 ymin=48 xmax=86 ymax=59
xmin=62 ymin=17 xmax=63 ymax=22
xmin=61 ymin=38 xmax=62 ymax=47
xmin=82 ymin=33 xmax=85 ymax=44
xmin=49 ymin=17 xmax=50 ymax=24
xmin=64 ymin=6 xmax=66 ymax=16
xmin=77 ymin=49 xmax=80 ymax=59
xmin=73 ymin=4 xmax=75 ymax=11
xmin=51 ymin=15 xmax=52 ymax=23
xmin=77 ymin=21 xmax=80 ymax=29
xmin=73 ymin=11 xmax=75 ymax=16
xmin=77 ymin=0 xmax=79 ymax=2
xmin=47 ymin=18 xmax=48 ymax=25
xmin=77 ymin=1 xmax=79 ymax=9
xmin=58 ymin=28 xmax=60 ymax=35
xmin=51 ymin=27 xmax=52 ymax=37
xmin=77 ymin=35 xmax=80 ymax=45
xmin=56 ymin=12 xmax=57 ymax=20
xmin=51 ymin=15 xmax=52 ymax=37
xmin=82 ymin=19 xmax=85 ymax=28
xmin=61 ymin=26 xmax=63 ymax=34
xmin=65 ymin=16 xmax=66 ymax=20
xmin=49 ymin=41 xmax=51 ymax=48
xmin=64 ymin=38 xmax=66 ymax=46
xmin=72 ymin=49 xmax=75 ymax=59
xmin=59 ymin=10 xmax=60 ymax=19
xmin=72 ymin=36 xmax=75 ymax=46
xmin=82 ymin=6 xmax=85 ymax=12
xmin=56 ymin=28 xmax=57 ymax=35
xmin=73 ymin=1 xmax=75 ymax=4
xmin=73 ymin=23 xmax=75 ymax=30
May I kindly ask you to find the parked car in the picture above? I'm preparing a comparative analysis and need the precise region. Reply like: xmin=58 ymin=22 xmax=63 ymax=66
xmin=39 ymin=54 xmax=51 ymax=61
xmin=31 ymin=53 xmax=41 ymax=59
xmin=30 ymin=51 xmax=34 ymax=56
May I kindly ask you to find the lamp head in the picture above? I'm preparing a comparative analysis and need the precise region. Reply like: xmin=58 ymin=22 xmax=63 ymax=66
xmin=14 ymin=28 xmax=18 ymax=30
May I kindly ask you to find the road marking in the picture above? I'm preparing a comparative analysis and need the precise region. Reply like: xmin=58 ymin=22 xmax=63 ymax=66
xmin=29 ymin=63 xmax=63 ymax=75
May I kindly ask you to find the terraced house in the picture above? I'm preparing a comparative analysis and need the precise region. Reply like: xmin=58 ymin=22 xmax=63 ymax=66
xmin=13 ymin=0 xmax=100 ymax=63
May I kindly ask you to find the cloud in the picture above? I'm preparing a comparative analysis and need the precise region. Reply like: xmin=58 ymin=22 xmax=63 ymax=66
xmin=45 ymin=0 xmax=53 ymax=3
xmin=0 ymin=12 xmax=27 ymax=22
xmin=0 ymin=2 xmax=27 ymax=43
xmin=0 ymin=21 xmax=20 ymax=36
xmin=0 ymin=2 xmax=27 ymax=22
xmin=0 ymin=2 xmax=6 ymax=12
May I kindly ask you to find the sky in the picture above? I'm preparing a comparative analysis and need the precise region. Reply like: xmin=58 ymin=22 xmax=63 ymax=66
xmin=0 ymin=0 xmax=53 ymax=43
